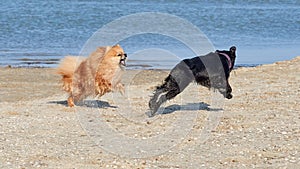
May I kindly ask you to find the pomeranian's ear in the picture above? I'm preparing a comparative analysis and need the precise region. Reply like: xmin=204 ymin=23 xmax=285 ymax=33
xmin=105 ymin=46 xmax=111 ymax=50
xmin=114 ymin=44 xmax=120 ymax=47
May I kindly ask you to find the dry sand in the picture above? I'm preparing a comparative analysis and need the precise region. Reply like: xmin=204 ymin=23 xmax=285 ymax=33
xmin=0 ymin=57 xmax=299 ymax=168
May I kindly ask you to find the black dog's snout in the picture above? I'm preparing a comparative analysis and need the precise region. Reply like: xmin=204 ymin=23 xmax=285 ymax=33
xmin=230 ymin=46 xmax=236 ymax=52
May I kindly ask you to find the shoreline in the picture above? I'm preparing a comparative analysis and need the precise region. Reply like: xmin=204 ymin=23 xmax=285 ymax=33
xmin=0 ymin=59 xmax=266 ymax=70
xmin=1 ymin=46 xmax=299 ymax=69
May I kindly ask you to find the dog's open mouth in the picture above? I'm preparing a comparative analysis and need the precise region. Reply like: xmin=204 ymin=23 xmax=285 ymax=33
xmin=120 ymin=59 xmax=126 ymax=66
xmin=119 ymin=53 xmax=127 ymax=66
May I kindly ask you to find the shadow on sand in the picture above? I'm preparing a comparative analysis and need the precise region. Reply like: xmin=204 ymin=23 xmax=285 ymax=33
xmin=48 ymin=100 xmax=117 ymax=108
xmin=156 ymin=102 xmax=222 ymax=115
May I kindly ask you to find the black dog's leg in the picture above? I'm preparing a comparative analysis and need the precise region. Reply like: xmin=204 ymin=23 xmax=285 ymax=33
xmin=149 ymin=76 xmax=174 ymax=116
xmin=226 ymin=81 xmax=233 ymax=99
xmin=149 ymin=74 xmax=191 ymax=117
xmin=149 ymin=87 xmax=167 ymax=115
xmin=216 ymin=77 xmax=232 ymax=99
xmin=157 ymin=86 xmax=181 ymax=106
xmin=223 ymin=70 xmax=233 ymax=99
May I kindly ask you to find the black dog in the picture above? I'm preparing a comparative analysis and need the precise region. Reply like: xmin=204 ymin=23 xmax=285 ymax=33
xmin=148 ymin=46 xmax=237 ymax=117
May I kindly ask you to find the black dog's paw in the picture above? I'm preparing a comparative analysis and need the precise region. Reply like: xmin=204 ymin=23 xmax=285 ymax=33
xmin=226 ymin=93 xmax=233 ymax=99
xmin=148 ymin=104 xmax=159 ymax=117
xmin=148 ymin=98 xmax=160 ymax=117
xmin=146 ymin=111 xmax=155 ymax=118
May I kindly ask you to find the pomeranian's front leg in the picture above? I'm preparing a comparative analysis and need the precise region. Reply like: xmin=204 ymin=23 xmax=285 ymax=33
xmin=67 ymin=92 xmax=83 ymax=107
xmin=67 ymin=96 xmax=75 ymax=107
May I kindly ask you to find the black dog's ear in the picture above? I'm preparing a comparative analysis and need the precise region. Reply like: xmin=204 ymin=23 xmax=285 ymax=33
xmin=230 ymin=46 xmax=236 ymax=53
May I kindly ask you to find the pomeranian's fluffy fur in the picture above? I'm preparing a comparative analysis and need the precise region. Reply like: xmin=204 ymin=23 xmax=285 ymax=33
xmin=56 ymin=44 xmax=127 ymax=107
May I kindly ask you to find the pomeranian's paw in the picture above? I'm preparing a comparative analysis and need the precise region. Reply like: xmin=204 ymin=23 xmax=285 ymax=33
xmin=67 ymin=97 xmax=75 ymax=107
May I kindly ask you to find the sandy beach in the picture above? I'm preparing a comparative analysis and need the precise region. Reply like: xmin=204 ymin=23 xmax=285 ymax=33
xmin=0 ymin=56 xmax=299 ymax=168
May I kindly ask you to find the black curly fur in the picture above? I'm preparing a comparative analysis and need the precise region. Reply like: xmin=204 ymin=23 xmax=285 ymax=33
xmin=148 ymin=46 xmax=237 ymax=117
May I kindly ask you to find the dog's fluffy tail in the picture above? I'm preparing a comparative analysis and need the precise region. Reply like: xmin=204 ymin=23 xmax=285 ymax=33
xmin=56 ymin=56 xmax=84 ymax=93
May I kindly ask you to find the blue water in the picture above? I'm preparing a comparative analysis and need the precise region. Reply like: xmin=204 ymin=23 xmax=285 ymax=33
xmin=0 ymin=0 xmax=299 ymax=69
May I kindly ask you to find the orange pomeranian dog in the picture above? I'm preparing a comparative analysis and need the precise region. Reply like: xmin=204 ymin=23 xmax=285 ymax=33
xmin=56 ymin=44 xmax=127 ymax=107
